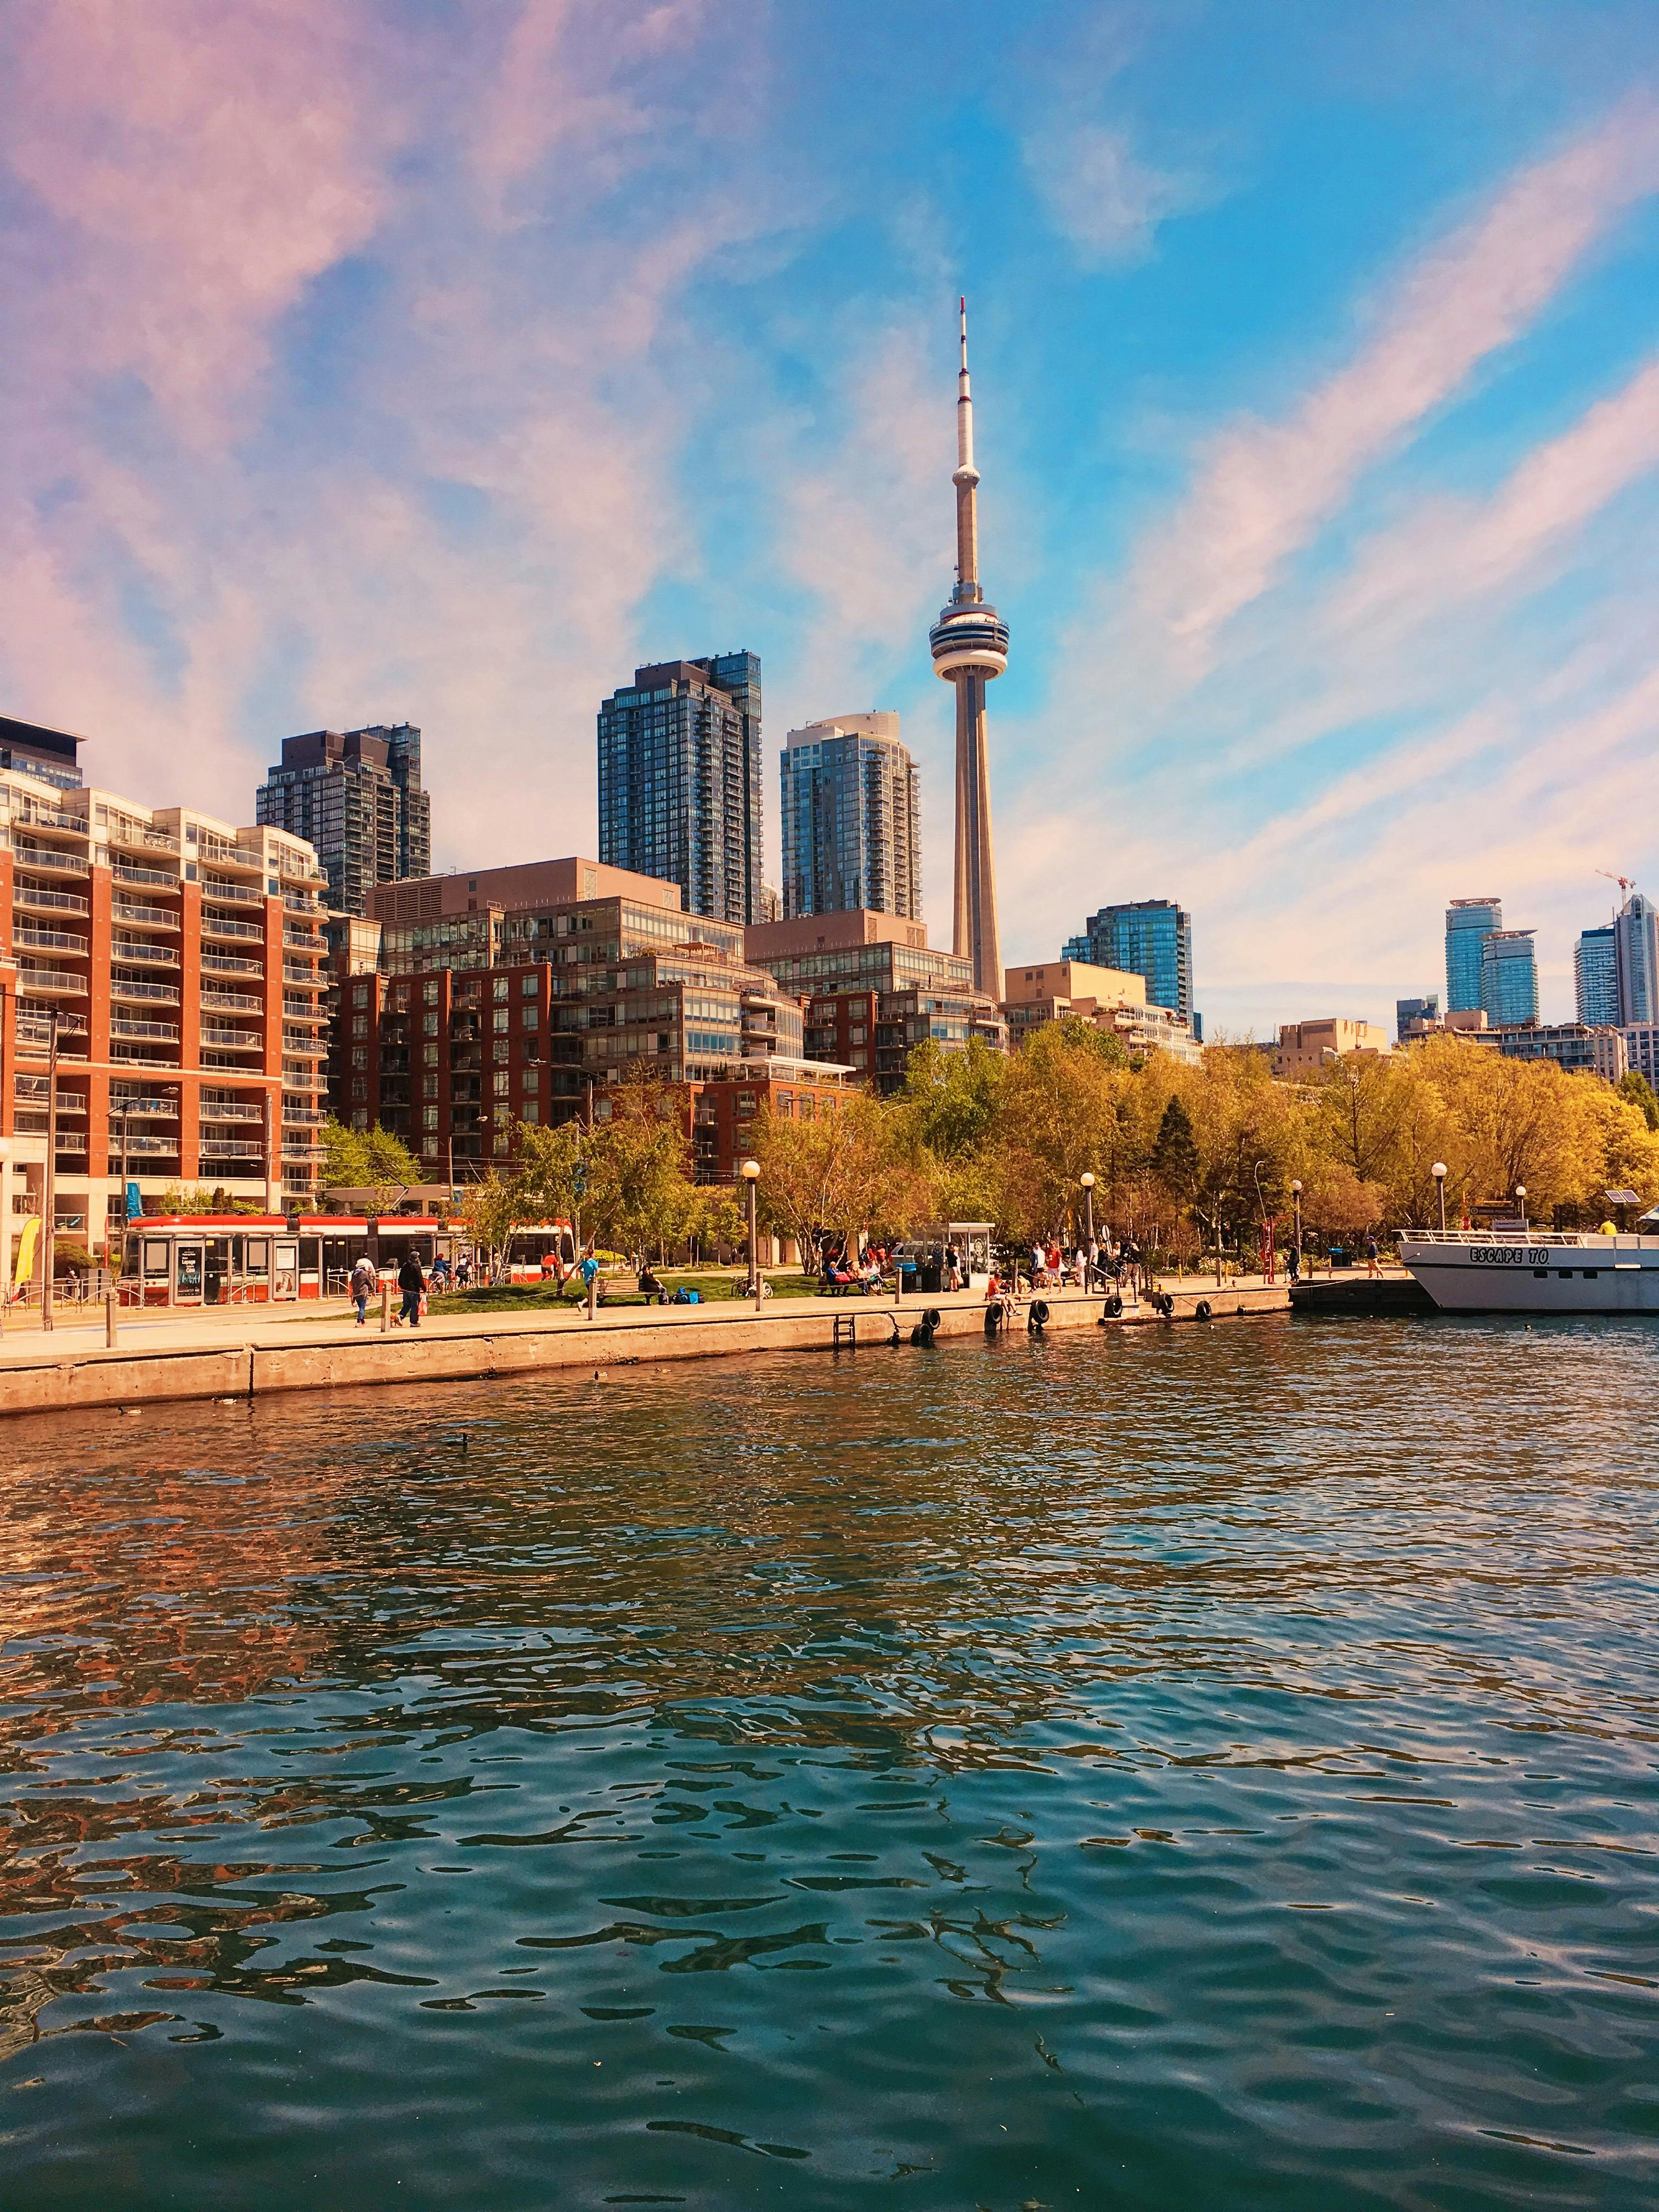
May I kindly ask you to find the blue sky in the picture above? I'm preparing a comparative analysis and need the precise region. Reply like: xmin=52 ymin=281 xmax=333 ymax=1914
xmin=2 ymin=1 xmax=1657 ymax=1032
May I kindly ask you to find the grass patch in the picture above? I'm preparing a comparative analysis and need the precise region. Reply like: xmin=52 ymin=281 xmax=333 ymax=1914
xmin=427 ymin=1269 xmax=826 ymax=1316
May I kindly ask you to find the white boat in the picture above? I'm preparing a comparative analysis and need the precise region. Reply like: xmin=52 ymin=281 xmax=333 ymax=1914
xmin=1397 ymin=1228 xmax=1659 ymax=1313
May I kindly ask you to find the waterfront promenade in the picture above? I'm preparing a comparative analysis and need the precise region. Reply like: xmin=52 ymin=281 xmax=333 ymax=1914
xmin=0 ymin=1272 xmax=1300 ymax=1419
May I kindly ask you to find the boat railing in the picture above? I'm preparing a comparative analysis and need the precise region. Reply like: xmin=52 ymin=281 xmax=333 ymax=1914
xmin=1403 ymin=1228 xmax=1650 ymax=1248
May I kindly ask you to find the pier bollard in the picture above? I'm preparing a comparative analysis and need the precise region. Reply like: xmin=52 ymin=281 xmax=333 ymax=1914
xmin=586 ymin=1278 xmax=597 ymax=1323
xmin=105 ymin=1289 xmax=117 ymax=1348
xmin=380 ymin=1280 xmax=392 ymax=1333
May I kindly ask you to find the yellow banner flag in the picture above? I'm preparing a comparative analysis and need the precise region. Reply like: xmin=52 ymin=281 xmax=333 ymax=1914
xmin=13 ymin=1216 xmax=39 ymax=1292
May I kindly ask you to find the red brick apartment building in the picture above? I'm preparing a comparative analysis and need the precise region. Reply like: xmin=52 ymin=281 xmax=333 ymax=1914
xmin=0 ymin=715 xmax=329 ymax=1277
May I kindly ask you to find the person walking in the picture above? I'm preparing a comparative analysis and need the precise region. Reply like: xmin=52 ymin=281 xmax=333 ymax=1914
xmin=349 ymin=1253 xmax=377 ymax=1328
xmin=397 ymin=1249 xmax=426 ymax=1329
xmin=1365 ymin=1233 xmax=1380 ymax=1279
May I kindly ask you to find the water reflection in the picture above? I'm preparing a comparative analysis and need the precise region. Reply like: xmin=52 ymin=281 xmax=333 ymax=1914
xmin=2 ymin=1320 xmax=1656 ymax=2208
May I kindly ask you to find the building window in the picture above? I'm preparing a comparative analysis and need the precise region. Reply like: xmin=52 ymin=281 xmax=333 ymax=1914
xmin=352 ymin=1109 xmax=369 ymax=1130
xmin=424 ymin=1043 xmax=439 ymax=1066
xmin=494 ymin=977 xmax=509 ymax=1002
xmin=522 ymin=1006 xmax=539 ymax=1030
xmin=424 ymin=1013 xmax=438 ymax=1036
xmin=352 ymin=1016 xmax=367 ymax=1038
xmin=494 ymin=1071 xmax=510 ymax=1096
xmin=522 ymin=1102 xmax=539 ymax=1124
xmin=351 ymin=1077 xmax=366 ymax=1100
xmin=494 ymin=1041 xmax=510 ymax=1065
xmin=494 ymin=1008 xmax=509 ymax=1033
xmin=353 ymin=983 xmax=369 ymax=1008
xmin=521 ymin=973 xmax=538 ymax=996
xmin=424 ymin=1107 xmax=439 ymax=1131
xmin=424 ymin=1075 xmax=438 ymax=1099
xmin=424 ymin=980 xmax=439 ymax=1003
xmin=351 ymin=1047 xmax=367 ymax=1070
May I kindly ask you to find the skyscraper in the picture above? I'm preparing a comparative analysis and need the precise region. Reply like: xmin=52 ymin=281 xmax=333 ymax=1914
xmin=1063 ymin=900 xmax=1194 ymax=1024
xmin=1396 ymin=992 xmax=1440 ymax=1042
xmin=1614 ymin=890 xmax=1659 ymax=1025
xmin=597 ymin=654 xmax=761 ymax=926
xmin=928 ymin=301 xmax=1006 ymax=998
xmin=257 ymin=724 xmax=430 ymax=918
xmin=1445 ymin=897 xmax=1502 ymax=1012
xmin=1480 ymin=929 xmax=1538 ymax=1026
xmin=780 ymin=713 xmax=921 ymax=921
xmin=1575 ymin=926 xmax=1620 ymax=1028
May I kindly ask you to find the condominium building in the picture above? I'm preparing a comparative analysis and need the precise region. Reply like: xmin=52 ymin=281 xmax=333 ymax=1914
xmin=1396 ymin=993 xmax=1440 ymax=1042
xmin=597 ymin=655 xmax=763 ymax=925
xmin=1493 ymin=1023 xmax=1627 ymax=1082
xmin=256 ymin=723 xmax=431 ymax=918
xmin=0 ymin=718 xmax=329 ymax=1280
xmin=1575 ymin=927 xmax=1620 ymax=1028
xmin=1445 ymin=897 xmax=1502 ymax=1013
xmin=744 ymin=910 xmax=1007 ymax=1093
xmin=1620 ymin=1024 xmax=1659 ymax=1086
xmin=1001 ymin=961 xmax=1203 ymax=1065
xmin=343 ymin=859 xmax=828 ymax=1174
xmin=780 ymin=713 xmax=921 ymax=921
xmin=1614 ymin=891 xmax=1659 ymax=1025
xmin=1063 ymin=900 xmax=1195 ymax=1026
xmin=1479 ymin=929 xmax=1538 ymax=1028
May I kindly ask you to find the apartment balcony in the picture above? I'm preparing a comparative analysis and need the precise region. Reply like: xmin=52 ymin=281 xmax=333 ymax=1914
xmin=199 ymin=1140 xmax=264 ymax=1165
xmin=111 ymin=1016 xmax=180 ymax=1043
xmin=201 ymin=879 xmax=261 ymax=907
xmin=202 ymin=951 xmax=263 ymax=977
xmin=117 ymin=1134 xmax=181 ymax=1158
xmin=12 ymin=884 xmax=88 ymax=918
xmin=12 ymin=798 xmax=88 ymax=836
xmin=200 ymin=989 xmax=263 ymax=1013
xmin=283 ymin=893 xmax=325 ymax=916
xmin=106 ymin=820 xmax=179 ymax=856
xmin=283 ymin=931 xmax=322 ymax=953
xmin=282 ymin=1032 xmax=328 ymax=1058
xmin=377 ymin=1049 xmax=410 ymax=1074
xmin=200 ymin=914 xmax=264 ymax=943
xmin=112 ymin=861 xmax=178 ymax=890
xmin=200 ymin=1101 xmax=264 ymax=1123
xmin=16 ymin=967 xmax=88 ymax=996
xmin=200 ymin=1025 xmax=263 ymax=1052
xmin=14 ymin=926 xmax=88 ymax=953
xmin=15 ymin=845 xmax=89 ymax=876
xmin=50 ymin=1131 xmax=88 ymax=1155
xmin=282 ymin=999 xmax=324 ymax=1023
xmin=110 ymin=978 xmax=181 ymax=1007
xmin=14 ymin=1077 xmax=86 ymax=1113
xmin=283 ymin=966 xmax=325 ymax=989
xmin=109 ymin=1096 xmax=179 ymax=1120
xmin=111 ymin=901 xmax=180 ymax=932
xmin=111 ymin=938 xmax=180 ymax=966
xmin=280 ymin=1106 xmax=327 ymax=1125
xmin=196 ymin=840 xmax=263 ymax=876
xmin=17 ymin=1009 xmax=88 ymax=1042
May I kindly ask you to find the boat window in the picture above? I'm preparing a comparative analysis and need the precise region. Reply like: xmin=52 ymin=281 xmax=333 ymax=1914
xmin=1583 ymin=1269 xmax=1599 ymax=1280
xmin=1557 ymin=1269 xmax=1573 ymax=1278
xmin=1532 ymin=1268 xmax=1548 ymax=1278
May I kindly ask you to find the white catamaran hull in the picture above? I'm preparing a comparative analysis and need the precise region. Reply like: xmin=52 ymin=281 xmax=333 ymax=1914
xmin=1398 ymin=1232 xmax=1659 ymax=1314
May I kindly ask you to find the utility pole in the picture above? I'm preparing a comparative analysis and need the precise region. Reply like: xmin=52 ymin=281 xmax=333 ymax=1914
xmin=42 ymin=1008 xmax=58 ymax=1331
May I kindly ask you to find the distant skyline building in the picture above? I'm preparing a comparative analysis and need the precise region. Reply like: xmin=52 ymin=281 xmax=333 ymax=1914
xmin=1396 ymin=992 xmax=1440 ymax=1042
xmin=1445 ymin=896 xmax=1502 ymax=1013
xmin=928 ymin=301 xmax=1006 ymax=998
xmin=780 ymin=713 xmax=921 ymax=922
xmin=1614 ymin=890 xmax=1659 ymax=1025
xmin=1480 ymin=928 xmax=1538 ymax=1027
xmin=1063 ymin=900 xmax=1194 ymax=1026
xmin=256 ymin=723 xmax=430 ymax=919
xmin=597 ymin=654 xmax=762 ymax=926
xmin=1575 ymin=926 xmax=1620 ymax=1028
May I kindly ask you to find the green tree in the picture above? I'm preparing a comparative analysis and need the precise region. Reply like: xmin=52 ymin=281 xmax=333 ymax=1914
xmin=751 ymin=1091 xmax=932 ymax=1272
xmin=321 ymin=1119 xmax=421 ymax=1210
xmin=1616 ymin=1068 xmax=1659 ymax=1132
xmin=1150 ymin=1094 xmax=1199 ymax=1209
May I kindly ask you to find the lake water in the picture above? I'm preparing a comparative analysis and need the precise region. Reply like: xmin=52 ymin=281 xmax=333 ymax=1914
xmin=1 ymin=1316 xmax=1656 ymax=2209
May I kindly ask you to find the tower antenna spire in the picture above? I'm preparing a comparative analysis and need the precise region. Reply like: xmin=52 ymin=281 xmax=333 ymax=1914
xmin=930 ymin=297 xmax=1007 ymax=1001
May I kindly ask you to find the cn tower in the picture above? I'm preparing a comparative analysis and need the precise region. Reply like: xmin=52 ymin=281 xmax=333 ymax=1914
xmin=929 ymin=298 xmax=1008 ymax=1000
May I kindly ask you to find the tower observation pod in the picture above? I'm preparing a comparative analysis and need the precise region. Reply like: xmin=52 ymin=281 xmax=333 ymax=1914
xmin=929 ymin=298 xmax=1008 ymax=999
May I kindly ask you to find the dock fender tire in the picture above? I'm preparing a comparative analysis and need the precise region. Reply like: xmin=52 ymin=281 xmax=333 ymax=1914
xmin=1029 ymin=1299 xmax=1050 ymax=1330
xmin=923 ymin=1308 xmax=942 ymax=1330
xmin=1194 ymin=1299 xmax=1212 ymax=1322
xmin=910 ymin=1322 xmax=935 ymax=1348
xmin=1103 ymin=1294 xmax=1123 ymax=1319
xmin=984 ymin=1305 xmax=1003 ymax=1338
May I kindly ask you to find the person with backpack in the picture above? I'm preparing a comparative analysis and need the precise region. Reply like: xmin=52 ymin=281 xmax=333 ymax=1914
xmin=397 ymin=1250 xmax=426 ymax=1329
xmin=349 ymin=1254 xmax=377 ymax=1328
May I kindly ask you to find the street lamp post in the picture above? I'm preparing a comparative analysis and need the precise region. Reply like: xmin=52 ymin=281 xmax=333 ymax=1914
xmin=1515 ymin=1184 xmax=1527 ymax=1236
xmin=1290 ymin=1179 xmax=1303 ymax=1266
xmin=1080 ymin=1171 xmax=1096 ymax=1265
xmin=42 ymin=1008 xmax=59 ymax=1333
xmin=1432 ymin=1161 xmax=1447 ymax=1235
xmin=740 ymin=1158 xmax=761 ymax=1310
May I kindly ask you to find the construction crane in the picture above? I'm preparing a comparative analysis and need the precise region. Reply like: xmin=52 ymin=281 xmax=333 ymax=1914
xmin=1597 ymin=869 xmax=1635 ymax=898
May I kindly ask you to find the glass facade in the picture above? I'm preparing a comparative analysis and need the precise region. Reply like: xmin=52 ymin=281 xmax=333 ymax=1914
xmin=257 ymin=724 xmax=430 ymax=918
xmin=780 ymin=716 xmax=921 ymax=921
xmin=1480 ymin=930 xmax=1537 ymax=1027
xmin=1444 ymin=898 xmax=1502 ymax=1013
xmin=1615 ymin=893 xmax=1659 ymax=1025
xmin=1062 ymin=900 xmax=1193 ymax=1021
xmin=597 ymin=655 xmax=761 ymax=926
xmin=1574 ymin=927 xmax=1620 ymax=1028
xmin=1396 ymin=993 xmax=1440 ymax=1042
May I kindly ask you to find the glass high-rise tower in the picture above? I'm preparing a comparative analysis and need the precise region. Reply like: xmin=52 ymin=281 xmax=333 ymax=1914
xmin=780 ymin=714 xmax=921 ymax=921
xmin=256 ymin=723 xmax=430 ymax=918
xmin=597 ymin=655 xmax=761 ymax=926
xmin=1063 ymin=900 xmax=1194 ymax=1024
xmin=1445 ymin=897 xmax=1502 ymax=1013
xmin=1615 ymin=891 xmax=1659 ymax=1024
xmin=1575 ymin=927 xmax=1620 ymax=1027
xmin=1480 ymin=929 xmax=1538 ymax=1026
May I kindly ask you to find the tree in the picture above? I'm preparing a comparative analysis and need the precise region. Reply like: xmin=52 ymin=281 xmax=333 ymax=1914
xmin=751 ymin=1091 xmax=931 ymax=1271
xmin=458 ymin=1171 xmax=521 ymax=1279
xmin=583 ymin=1075 xmax=702 ymax=1265
xmin=986 ymin=1019 xmax=1132 ymax=1243
xmin=322 ymin=1118 xmax=422 ymax=1210
xmin=1150 ymin=1094 xmax=1199 ymax=1209
xmin=1616 ymin=1068 xmax=1659 ymax=1133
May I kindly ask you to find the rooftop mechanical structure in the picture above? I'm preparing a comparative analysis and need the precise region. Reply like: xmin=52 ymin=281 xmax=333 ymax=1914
xmin=928 ymin=299 xmax=1007 ymax=1000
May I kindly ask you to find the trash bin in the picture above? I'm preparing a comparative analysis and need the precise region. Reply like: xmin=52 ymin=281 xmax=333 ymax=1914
xmin=919 ymin=1262 xmax=942 ymax=1295
xmin=1329 ymin=1246 xmax=1351 ymax=1269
